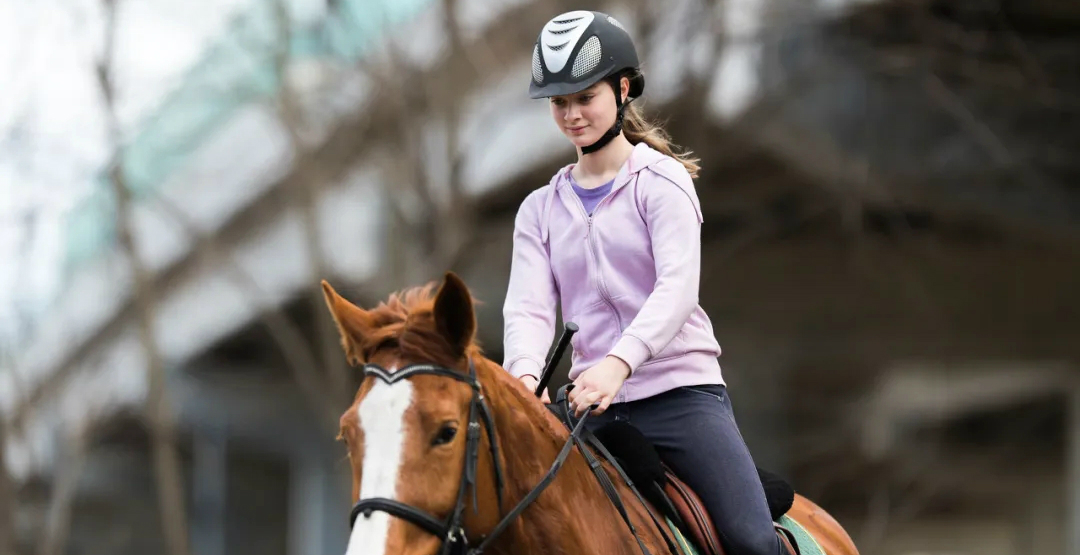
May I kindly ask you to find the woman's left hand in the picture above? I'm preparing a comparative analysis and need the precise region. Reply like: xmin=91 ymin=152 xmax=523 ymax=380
xmin=569 ymin=356 xmax=631 ymax=417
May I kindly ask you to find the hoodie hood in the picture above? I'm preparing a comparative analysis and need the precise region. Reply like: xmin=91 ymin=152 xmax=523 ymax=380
xmin=540 ymin=143 xmax=699 ymax=244
xmin=552 ymin=142 xmax=672 ymax=191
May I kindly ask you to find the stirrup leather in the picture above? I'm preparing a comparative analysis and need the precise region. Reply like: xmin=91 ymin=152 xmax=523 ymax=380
xmin=775 ymin=523 xmax=801 ymax=555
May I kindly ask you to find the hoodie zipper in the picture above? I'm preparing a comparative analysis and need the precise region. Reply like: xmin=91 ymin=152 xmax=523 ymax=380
xmin=568 ymin=188 xmax=623 ymax=333
xmin=577 ymin=189 xmax=630 ymax=405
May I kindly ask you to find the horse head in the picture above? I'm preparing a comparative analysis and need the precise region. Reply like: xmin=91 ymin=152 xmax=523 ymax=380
xmin=322 ymin=272 xmax=508 ymax=555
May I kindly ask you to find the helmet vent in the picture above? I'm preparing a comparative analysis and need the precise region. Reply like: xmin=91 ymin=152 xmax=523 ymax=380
xmin=532 ymin=45 xmax=543 ymax=83
xmin=571 ymin=36 xmax=602 ymax=78
xmin=553 ymin=16 xmax=584 ymax=24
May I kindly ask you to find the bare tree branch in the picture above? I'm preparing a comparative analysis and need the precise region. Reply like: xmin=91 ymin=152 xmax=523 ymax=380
xmin=435 ymin=0 xmax=478 ymax=272
xmin=95 ymin=2 xmax=190 ymax=554
xmin=270 ymin=0 xmax=353 ymax=401
xmin=364 ymin=0 xmax=484 ymax=286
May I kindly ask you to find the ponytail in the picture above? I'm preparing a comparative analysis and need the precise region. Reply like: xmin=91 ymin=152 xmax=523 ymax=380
xmin=614 ymin=69 xmax=700 ymax=179
xmin=621 ymin=102 xmax=701 ymax=179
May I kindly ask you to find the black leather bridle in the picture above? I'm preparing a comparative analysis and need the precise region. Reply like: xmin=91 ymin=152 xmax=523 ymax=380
xmin=348 ymin=359 xmax=505 ymax=555
xmin=347 ymin=358 xmax=676 ymax=555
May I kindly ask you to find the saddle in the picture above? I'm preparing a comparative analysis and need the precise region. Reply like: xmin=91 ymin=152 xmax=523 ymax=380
xmin=545 ymin=400 xmax=800 ymax=555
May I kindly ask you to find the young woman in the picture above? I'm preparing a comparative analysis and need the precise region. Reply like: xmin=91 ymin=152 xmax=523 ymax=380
xmin=501 ymin=10 xmax=795 ymax=555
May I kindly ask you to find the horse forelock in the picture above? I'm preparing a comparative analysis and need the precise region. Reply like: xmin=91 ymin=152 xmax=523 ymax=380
xmin=357 ymin=282 xmax=483 ymax=369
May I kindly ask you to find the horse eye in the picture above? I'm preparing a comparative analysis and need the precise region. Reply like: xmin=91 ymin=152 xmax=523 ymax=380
xmin=432 ymin=424 xmax=458 ymax=446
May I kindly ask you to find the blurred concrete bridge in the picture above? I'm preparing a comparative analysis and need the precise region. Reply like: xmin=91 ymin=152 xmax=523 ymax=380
xmin=3 ymin=0 xmax=1079 ymax=553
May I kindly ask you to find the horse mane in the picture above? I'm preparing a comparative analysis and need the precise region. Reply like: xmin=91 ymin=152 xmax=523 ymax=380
xmin=357 ymin=282 xmax=484 ymax=368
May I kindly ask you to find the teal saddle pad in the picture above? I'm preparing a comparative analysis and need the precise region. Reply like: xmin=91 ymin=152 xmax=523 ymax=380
xmin=665 ymin=514 xmax=826 ymax=555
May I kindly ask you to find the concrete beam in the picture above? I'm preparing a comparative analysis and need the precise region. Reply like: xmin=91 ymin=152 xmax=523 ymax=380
xmin=859 ymin=361 xmax=1073 ymax=458
xmin=740 ymin=0 xmax=1080 ymax=235
xmin=171 ymin=369 xmax=339 ymax=457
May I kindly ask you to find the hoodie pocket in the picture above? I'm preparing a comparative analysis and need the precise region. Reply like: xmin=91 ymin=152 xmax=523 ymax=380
xmin=565 ymin=304 xmax=620 ymax=365
xmin=637 ymin=328 xmax=688 ymax=367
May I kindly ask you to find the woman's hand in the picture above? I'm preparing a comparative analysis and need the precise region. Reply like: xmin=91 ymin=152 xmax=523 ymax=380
xmin=569 ymin=356 xmax=631 ymax=417
xmin=519 ymin=375 xmax=552 ymax=403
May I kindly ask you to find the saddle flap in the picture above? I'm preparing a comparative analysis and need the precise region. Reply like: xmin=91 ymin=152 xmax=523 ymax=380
xmin=662 ymin=465 xmax=725 ymax=555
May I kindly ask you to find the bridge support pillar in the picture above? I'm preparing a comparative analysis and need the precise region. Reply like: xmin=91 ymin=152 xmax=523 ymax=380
xmin=191 ymin=425 xmax=228 ymax=555
xmin=288 ymin=453 xmax=350 ymax=555
xmin=1067 ymin=381 xmax=1080 ymax=555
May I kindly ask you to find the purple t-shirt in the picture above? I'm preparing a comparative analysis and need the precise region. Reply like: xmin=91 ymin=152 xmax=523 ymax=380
xmin=570 ymin=175 xmax=614 ymax=215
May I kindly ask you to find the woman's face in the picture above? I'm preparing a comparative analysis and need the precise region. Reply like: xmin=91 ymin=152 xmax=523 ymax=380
xmin=549 ymin=77 xmax=628 ymax=149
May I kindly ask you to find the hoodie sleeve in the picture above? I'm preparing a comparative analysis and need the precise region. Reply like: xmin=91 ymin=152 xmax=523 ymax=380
xmin=502 ymin=188 xmax=559 ymax=380
xmin=608 ymin=160 xmax=704 ymax=373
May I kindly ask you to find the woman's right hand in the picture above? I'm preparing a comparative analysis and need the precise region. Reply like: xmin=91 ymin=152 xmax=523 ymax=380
xmin=519 ymin=375 xmax=551 ymax=404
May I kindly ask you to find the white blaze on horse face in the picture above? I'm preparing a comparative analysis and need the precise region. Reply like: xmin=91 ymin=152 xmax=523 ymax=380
xmin=345 ymin=372 xmax=413 ymax=555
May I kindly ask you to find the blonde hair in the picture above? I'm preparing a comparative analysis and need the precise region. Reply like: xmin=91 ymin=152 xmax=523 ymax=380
xmin=621 ymin=99 xmax=701 ymax=179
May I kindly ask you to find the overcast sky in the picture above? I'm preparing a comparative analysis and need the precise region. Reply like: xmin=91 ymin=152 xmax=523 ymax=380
xmin=0 ymin=0 xmax=253 ymax=346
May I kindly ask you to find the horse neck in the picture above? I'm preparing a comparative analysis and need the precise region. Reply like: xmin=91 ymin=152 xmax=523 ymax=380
xmin=476 ymin=360 xmax=662 ymax=555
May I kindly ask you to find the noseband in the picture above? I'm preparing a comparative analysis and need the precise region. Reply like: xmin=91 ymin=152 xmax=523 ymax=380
xmin=348 ymin=359 xmax=663 ymax=555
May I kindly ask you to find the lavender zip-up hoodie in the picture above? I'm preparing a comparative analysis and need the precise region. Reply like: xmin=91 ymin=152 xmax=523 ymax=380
xmin=502 ymin=142 xmax=724 ymax=403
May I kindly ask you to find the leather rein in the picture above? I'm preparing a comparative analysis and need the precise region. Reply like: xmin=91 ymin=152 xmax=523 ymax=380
xmin=347 ymin=358 xmax=677 ymax=555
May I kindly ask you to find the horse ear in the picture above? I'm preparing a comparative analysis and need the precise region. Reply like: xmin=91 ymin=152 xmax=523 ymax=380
xmin=321 ymin=280 xmax=371 ymax=366
xmin=432 ymin=272 xmax=476 ymax=358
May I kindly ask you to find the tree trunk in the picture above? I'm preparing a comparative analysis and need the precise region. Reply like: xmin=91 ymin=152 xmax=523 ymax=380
xmin=97 ymin=2 xmax=191 ymax=554
xmin=0 ymin=416 xmax=16 ymax=555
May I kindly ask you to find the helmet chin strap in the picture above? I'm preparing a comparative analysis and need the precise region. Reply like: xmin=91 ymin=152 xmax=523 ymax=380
xmin=580 ymin=84 xmax=633 ymax=155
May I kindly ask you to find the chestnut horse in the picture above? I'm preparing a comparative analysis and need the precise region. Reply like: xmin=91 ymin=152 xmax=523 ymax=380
xmin=322 ymin=272 xmax=859 ymax=555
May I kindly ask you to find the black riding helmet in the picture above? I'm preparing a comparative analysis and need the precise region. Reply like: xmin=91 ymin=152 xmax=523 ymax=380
xmin=529 ymin=10 xmax=645 ymax=154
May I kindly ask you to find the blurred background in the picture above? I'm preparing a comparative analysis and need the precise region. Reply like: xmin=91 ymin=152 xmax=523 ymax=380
xmin=1 ymin=0 xmax=1078 ymax=553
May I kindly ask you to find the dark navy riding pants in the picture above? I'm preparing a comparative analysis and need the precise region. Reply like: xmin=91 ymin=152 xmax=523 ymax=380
xmin=586 ymin=384 xmax=784 ymax=555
